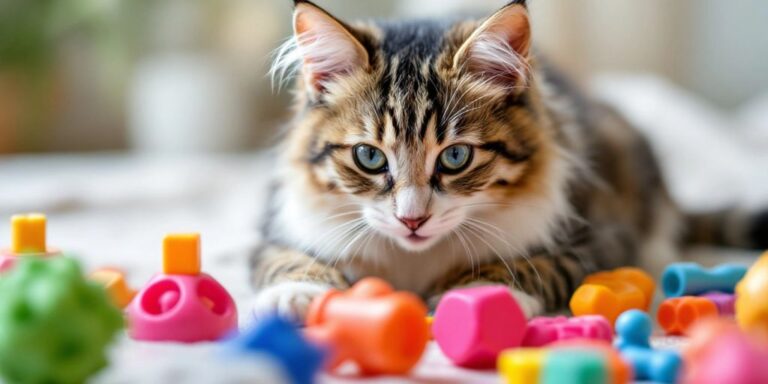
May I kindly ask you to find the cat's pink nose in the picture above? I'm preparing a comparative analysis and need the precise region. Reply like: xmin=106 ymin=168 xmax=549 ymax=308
xmin=398 ymin=216 xmax=430 ymax=231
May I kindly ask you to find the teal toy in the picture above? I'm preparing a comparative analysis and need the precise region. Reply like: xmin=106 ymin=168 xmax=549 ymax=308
xmin=0 ymin=257 xmax=124 ymax=384
xmin=661 ymin=262 xmax=747 ymax=297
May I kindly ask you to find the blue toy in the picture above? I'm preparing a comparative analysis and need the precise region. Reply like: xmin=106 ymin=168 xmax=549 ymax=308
xmin=614 ymin=310 xmax=682 ymax=383
xmin=661 ymin=262 xmax=747 ymax=297
xmin=225 ymin=315 xmax=325 ymax=384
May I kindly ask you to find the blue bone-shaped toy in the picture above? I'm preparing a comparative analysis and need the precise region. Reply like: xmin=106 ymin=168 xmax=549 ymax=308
xmin=614 ymin=310 xmax=682 ymax=383
xmin=661 ymin=262 xmax=747 ymax=297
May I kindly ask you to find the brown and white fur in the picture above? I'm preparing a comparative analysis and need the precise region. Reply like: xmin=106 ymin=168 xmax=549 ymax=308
xmin=251 ymin=0 xmax=768 ymax=321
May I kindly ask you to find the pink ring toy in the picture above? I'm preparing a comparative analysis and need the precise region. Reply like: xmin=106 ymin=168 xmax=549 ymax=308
xmin=127 ymin=273 xmax=237 ymax=342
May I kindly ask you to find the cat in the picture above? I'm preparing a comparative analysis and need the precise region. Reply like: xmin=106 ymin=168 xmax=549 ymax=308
xmin=251 ymin=0 xmax=768 ymax=321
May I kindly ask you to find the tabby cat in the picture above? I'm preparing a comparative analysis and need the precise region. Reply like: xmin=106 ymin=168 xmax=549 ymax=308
xmin=251 ymin=0 xmax=768 ymax=320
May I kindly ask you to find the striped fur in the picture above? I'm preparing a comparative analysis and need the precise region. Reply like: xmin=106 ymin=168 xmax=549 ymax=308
xmin=251 ymin=0 xmax=764 ymax=320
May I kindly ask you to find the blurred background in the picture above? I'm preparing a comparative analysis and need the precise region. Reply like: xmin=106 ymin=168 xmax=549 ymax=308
xmin=1 ymin=0 xmax=768 ymax=154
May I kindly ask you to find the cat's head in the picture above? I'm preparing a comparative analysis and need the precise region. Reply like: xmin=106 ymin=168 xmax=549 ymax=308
xmin=274 ymin=0 xmax=571 ymax=253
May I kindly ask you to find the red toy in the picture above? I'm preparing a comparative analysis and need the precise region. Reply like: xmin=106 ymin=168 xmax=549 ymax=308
xmin=432 ymin=285 xmax=527 ymax=369
xmin=127 ymin=233 xmax=238 ymax=342
xmin=304 ymin=277 xmax=428 ymax=375
xmin=657 ymin=296 xmax=719 ymax=335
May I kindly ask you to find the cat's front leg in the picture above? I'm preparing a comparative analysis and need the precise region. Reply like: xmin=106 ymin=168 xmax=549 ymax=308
xmin=250 ymin=245 xmax=349 ymax=322
xmin=426 ymin=253 xmax=586 ymax=318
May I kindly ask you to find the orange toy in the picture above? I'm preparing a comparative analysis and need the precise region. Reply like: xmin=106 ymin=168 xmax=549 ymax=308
xmin=570 ymin=267 xmax=655 ymax=325
xmin=304 ymin=277 xmax=429 ymax=375
xmin=90 ymin=268 xmax=137 ymax=309
xmin=657 ymin=297 xmax=718 ymax=335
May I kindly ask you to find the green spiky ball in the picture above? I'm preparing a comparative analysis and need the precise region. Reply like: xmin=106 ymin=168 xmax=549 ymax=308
xmin=0 ymin=256 xmax=124 ymax=384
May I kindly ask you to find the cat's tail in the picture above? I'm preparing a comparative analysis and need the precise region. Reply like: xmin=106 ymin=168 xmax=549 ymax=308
xmin=684 ymin=209 xmax=768 ymax=249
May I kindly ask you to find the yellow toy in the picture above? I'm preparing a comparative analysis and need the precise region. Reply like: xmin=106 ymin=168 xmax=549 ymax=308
xmin=736 ymin=251 xmax=768 ymax=335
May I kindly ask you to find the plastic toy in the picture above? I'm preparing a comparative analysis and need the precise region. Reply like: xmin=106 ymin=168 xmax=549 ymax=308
xmin=0 ymin=214 xmax=60 ymax=272
xmin=0 ymin=257 xmax=124 ymax=384
xmin=699 ymin=291 xmax=735 ymax=316
xmin=661 ymin=262 xmax=747 ymax=298
xmin=682 ymin=318 xmax=768 ymax=384
xmin=304 ymin=277 xmax=428 ymax=375
xmin=614 ymin=310 xmax=682 ymax=383
xmin=426 ymin=316 xmax=434 ymax=340
xmin=736 ymin=251 xmax=768 ymax=335
xmin=569 ymin=267 xmax=654 ymax=325
xmin=550 ymin=339 xmax=632 ymax=384
xmin=90 ymin=268 xmax=137 ymax=309
xmin=657 ymin=296 xmax=719 ymax=335
xmin=498 ymin=342 xmax=631 ymax=384
xmin=226 ymin=315 xmax=325 ymax=384
xmin=433 ymin=285 xmax=527 ymax=369
xmin=522 ymin=315 xmax=612 ymax=347
xmin=127 ymin=233 xmax=238 ymax=342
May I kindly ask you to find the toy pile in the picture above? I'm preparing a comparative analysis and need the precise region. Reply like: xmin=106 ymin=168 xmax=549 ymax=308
xmin=0 ymin=212 xmax=766 ymax=384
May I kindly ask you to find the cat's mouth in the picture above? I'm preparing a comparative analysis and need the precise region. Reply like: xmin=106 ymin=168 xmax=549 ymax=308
xmin=406 ymin=233 xmax=430 ymax=243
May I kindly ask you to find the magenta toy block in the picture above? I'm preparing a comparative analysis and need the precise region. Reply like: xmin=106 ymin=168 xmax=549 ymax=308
xmin=522 ymin=315 xmax=612 ymax=347
xmin=432 ymin=285 xmax=526 ymax=369
xmin=128 ymin=273 xmax=237 ymax=342
xmin=699 ymin=291 xmax=735 ymax=316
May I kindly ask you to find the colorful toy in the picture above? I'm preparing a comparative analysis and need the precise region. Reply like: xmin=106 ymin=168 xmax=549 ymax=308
xmin=499 ymin=342 xmax=631 ymax=384
xmin=682 ymin=318 xmax=768 ymax=384
xmin=570 ymin=267 xmax=655 ymax=325
xmin=90 ymin=268 xmax=137 ymax=309
xmin=657 ymin=296 xmax=719 ymax=335
xmin=736 ymin=251 xmax=768 ymax=335
xmin=0 ymin=214 xmax=60 ymax=272
xmin=522 ymin=315 xmax=612 ymax=347
xmin=661 ymin=262 xmax=747 ymax=298
xmin=127 ymin=233 xmax=238 ymax=342
xmin=433 ymin=285 xmax=527 ymax=369
xmin=226 ymin=315 xmax=325 ymax=384
xmin=699 ymin=291 xmax=736 ymax=316
xmin=0 ymin=257 xmax=124 ymax=384
xmin=614 ymin=310 xmax=682 ymax=383
xmin=304 ymin=277 xmax=428 ymax=375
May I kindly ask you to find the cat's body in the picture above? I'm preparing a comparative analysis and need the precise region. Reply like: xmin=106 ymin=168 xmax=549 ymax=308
xmin=251 ymin=0 xmax=767 ymax=320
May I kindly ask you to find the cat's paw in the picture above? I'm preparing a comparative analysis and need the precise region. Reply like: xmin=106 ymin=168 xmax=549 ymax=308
xmin=251 ymin=281 xmax=331 ymax=323
xmin=508 ymin=288 xmax=544 ymax=319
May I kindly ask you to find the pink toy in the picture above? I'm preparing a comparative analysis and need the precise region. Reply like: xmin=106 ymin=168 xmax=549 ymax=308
xmin=432 ymin=285 xmax=526 ymax=369
xmin=127 ymin=233 xmax=237 ymax=342
xmin=522 ymin=315 xmax=613 ymax=347
xmin=683 ymin=319 xmax=768 ymax=384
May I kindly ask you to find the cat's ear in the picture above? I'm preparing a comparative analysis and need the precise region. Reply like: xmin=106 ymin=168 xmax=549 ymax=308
xmin=292 ymin=0 xmax=369 ymax=94
xmin=453 ymin=2 xmax=531 ymax=88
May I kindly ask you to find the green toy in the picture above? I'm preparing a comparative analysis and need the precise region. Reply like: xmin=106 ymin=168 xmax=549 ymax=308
xmin=0 ymin=256 xmax=124 ymax=384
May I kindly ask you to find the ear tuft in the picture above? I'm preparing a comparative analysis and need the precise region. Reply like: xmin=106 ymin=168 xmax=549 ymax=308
xmin=454 ymin=4 xmax=531 ymax=88
xmin=291 ymin=2 xmax=369 ymax=95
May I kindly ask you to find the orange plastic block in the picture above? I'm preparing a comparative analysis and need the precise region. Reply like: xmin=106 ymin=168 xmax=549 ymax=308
xmin=11 ymin=214 xmax=47 ymax=254
xmin=570 ymin=267 xmax=655 ymax=325
xmin=162 ymin=233 xmax=201 ymax=275
xmin=736 ymin=251 xmax=768 ymax=335
xmin=657 ymin=297 xmax=718 ymax=335
xmin=426 ymin=316 xmax=434 ymax=340
xmin=305 ymin=277 xmax=429 ymax=375
xmin=90 ymin=268 xmax=137 ymax=309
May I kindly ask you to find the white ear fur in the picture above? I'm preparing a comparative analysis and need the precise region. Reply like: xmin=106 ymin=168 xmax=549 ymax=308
xmin=293 ymin=3 xmax=369 ymax=93
xmin=454 ymin=4 xmax=531 ymax=87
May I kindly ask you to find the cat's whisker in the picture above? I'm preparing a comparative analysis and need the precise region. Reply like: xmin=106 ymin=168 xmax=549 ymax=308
xmin=460 ymin=222 xmax=520 ymax=290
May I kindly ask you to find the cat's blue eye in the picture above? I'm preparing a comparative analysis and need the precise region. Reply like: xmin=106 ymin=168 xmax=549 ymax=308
xmin=439 ymin=144 xmax=472 ymax=173
xmin=353 ymin=144 xmax=388 ymax=173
